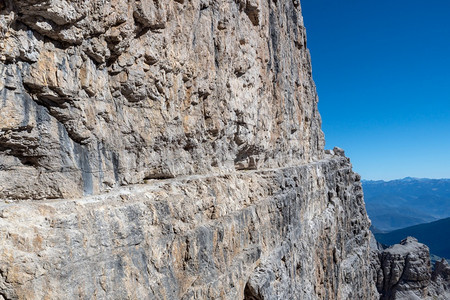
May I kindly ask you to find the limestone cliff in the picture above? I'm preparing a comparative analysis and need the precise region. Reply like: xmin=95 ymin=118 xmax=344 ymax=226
xmin=1 ymin=1 xmax=378 ymax=299
xmin=0 ymin=0 xmax=323 ymax=199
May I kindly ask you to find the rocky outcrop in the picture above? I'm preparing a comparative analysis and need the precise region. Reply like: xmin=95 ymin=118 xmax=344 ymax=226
xmin=372 ymin=237 xmax=450 ymax=300
xmin=431 ymin=259 xmax=450 ymax=297
xmin=0 ymin=1 xmax=381 ymax=299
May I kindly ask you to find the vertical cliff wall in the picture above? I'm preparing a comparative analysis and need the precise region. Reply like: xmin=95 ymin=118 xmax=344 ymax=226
xmin=0 ymin=0 xmax=324 ymax=199
xmin=0 ymin=1 xmax=378 ymax=299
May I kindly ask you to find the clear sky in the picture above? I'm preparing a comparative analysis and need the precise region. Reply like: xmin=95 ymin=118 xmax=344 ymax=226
xmin=301 ymin=0 xmax=450 ymax=180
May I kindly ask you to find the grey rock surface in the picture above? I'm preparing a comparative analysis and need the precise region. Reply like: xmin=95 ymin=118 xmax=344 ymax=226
xmin=372 ymin=237 xmax=450 ymax=300
xmin=431 ymin=259 xmax=450 ymax=297
xmin=0 ymin=154 xmax=377 ymax=299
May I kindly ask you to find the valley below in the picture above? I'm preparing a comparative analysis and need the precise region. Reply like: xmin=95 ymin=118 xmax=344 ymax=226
xmin=364 ymin=178 xmax=450 ymax=259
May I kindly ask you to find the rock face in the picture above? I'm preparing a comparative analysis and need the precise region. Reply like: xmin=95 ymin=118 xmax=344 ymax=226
xmin=1 ymin=1 xmax=379 ymax=299
xmin=0 ymin=153 xmax=377 ymax=299
xmin=372 ymin=237 xmax=450 ymax=300
xmin=0 ymin=0 xmax=323 ymax=200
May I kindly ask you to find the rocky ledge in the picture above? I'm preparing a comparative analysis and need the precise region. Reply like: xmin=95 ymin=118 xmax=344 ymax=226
xmin=0 ymin=153 xmax=377 ymax=299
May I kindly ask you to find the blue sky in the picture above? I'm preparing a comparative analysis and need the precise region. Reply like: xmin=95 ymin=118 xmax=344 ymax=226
xmin=301 ymin=0 xmax=450 ymax=180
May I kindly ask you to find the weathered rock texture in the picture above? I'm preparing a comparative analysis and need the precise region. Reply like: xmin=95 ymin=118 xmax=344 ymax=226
xmin=372 ymin=237 xmax=450 ymax=300
xmin=0 ymin=153 xmax=377 ymax=299
xmin=1 ymin=0 xmax=323 ymax=199
xmin=1 ymin=0 xmax=379 ymax=299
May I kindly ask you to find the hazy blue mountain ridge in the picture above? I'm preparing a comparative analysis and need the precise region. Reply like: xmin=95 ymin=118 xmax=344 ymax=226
xmin=375 ymin=217 xmax=450 ymax=259
xmin=363 ymin=177 xmax=450 ymax=231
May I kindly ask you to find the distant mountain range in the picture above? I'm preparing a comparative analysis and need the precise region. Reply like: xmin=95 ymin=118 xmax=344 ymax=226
xmin=375 ymin=217 xmax=450 ymax=259
xmin=362 ymin=177 xmax=450 ymax=231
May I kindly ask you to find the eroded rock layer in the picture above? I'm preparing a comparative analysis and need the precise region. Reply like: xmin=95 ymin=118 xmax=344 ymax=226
xmin=0 ymin=153 xmax=376 ymax=299
xmin=1 ymin=0 xmax=323 ymax=199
